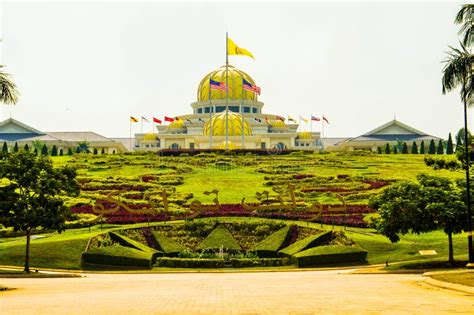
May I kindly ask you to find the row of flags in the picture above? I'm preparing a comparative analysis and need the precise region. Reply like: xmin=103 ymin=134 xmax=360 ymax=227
xmin=209 ymin=78 xmax=261 ymax=95
xmin=130 ymin=115 xmax=329 ymax=125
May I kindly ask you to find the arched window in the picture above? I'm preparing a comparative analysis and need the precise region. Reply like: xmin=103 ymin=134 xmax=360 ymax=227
xmin=275 ymin=142 xmax=286 ymax=150
xmin=170 ymin=143 xmax=181 ymax=149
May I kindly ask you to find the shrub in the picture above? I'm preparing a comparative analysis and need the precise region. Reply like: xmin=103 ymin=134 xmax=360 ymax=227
xmin=293 ymin=245 xmax=368 ymax=267
xmin=24 ymin=144 xmax=29 ymax=151
xmin=82 ymin=244 xmax=153 ymax=268
xmin=109 ymin=232 xmax=162 ymax=262
xmin=420 ymin=140 xmax=425 ymax=154
xmin=429 ymin=139 xmax=436 ymax=154
xmin=384 ymin=143 xmax=390 ymax=154
xmin=279 ymin=231 xmax=332 ymax=256
xmin=250 ymin=225 xmax=293 ymax=257
xmin=437 ymin=139 xmax=444 ymax=154
xmin=59 ymin=148 xmax=64 ymax=156
xmin=41 ymin=144 xmax=48 ymax=156
xmin=154 ymin=257 xmax=287 ymax=268
xmin=13 ymin=142 xmax=18 ymax=152
xmin=196 ymin=225 xmax=242 ymax=252
xmin=51 ymin=145 xmax=58 ymax=156
xmin=446 ymin=133 xmax=454 ymax=154
xmin=2 ymin=142 xmax=8 ymax=153
xmin=151 ymin=232 xmax=186 ymax=255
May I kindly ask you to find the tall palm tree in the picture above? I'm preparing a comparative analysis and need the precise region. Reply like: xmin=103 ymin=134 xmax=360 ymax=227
xmin=456 ymin=4 xmax=474 ymax=47
xmin=442 ymin=43 xmax=474 ymax=266
xmin=0 ymin=65 xmax=19 ymax=105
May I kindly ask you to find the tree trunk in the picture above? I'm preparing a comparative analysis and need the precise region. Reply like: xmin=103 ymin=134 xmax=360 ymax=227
xmin=24 ymin=230 xmax=31 ymax=273
xmin=448 ymin=232 xmax=454 ymax=265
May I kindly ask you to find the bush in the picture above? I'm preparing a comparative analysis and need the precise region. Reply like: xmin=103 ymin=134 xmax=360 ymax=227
xmin=196 ymin=225 xmax=242 ymax=252
xmin=151 ymin=232 xmax=186 ymax=255
xmin=155 ymin=257 xmax=287 ymax=268
xmin=109 ymin=232 xmax=162 ymax=262
xmin=82 ymin=244 xmax=153 ymax=268
xmin=293 ymin=245 xmax=368 ymax=267
xmin=279 ymin=231 xmax=333 ymax=256
xmin=250 ymin=225 xmax=293 ymax=257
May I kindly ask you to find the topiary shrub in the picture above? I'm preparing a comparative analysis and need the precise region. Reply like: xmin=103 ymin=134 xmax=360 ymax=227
xmin=109 ymin=232 xmax=162 ymax=262
xmin=151 ymin=232 xmax=186 ymax=256
xmin=196 ymin=225 xmax=242 ymax=252
xmin=82 ymin=244 xmax=154 ymax=268
xmin=154 ymin=257 xmax=287 ymax=268
xmin=293 ymin=245 xmax=367 ymax=267
xmin=279 ymin=231 xmax=332 ymax=257
xmin=250 ymin=225 xmax=293 ymax=257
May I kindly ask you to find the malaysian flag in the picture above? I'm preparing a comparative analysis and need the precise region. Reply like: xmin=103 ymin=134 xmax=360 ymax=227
xmin=242 ymin=79 xmax=261 ymax=95
xmin=210 ymin=79 xmax=227 ymax=91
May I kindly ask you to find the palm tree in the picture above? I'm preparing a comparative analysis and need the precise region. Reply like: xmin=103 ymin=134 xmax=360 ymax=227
xmin=456 ymin=4 xmax=474 ymax=47
xmin=442 ymin=43 xmax=474 ymax=266
xmin=0 ymin=66 xmax=18 ymax=105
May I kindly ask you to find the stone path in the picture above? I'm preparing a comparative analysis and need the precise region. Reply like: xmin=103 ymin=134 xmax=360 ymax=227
xmin=1 ymin=269 xmax=473 ymax=314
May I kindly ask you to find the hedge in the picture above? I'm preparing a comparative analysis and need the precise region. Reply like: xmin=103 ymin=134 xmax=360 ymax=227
xmin=278 ymin=231 xmax=332 ymax=256
xmin=82 ymin=244 xmax=154 ymax=268
xmin=155 ymin=257 xmax=287 ymax=268
xmin=196 ymin=225 xmax=242 ymax=252
xmin=109 ymin=232 xmax=162 ymax=262
xmin=250 ymin=225 xmax=293 ymax=257
xmin=151 ymin=232 xmax=186 ymax=256
xmin=294 ymin=245 xmax=368 ymax=267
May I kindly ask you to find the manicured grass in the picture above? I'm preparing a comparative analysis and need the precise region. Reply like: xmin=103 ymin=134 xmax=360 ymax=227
xmin=151 ymin=232 xmax=186 ymax=255
xmin=431 ymin=272 xmax=474 ymax=287
xmin=196 ymin=224 xmax=242 ymax=251
xmin=250 ymin=225 xmax=293 ymax=257
xmin=294 ymin=245 xmax=368 ymax=267
xmin=279 ymin=231 xmax=332 ymax=256
xmin=82 ymin=244 xmax=153 ymax=268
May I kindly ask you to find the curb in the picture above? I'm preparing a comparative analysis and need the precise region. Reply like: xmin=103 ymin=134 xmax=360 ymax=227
xmin=422 ymin=277 xmax=474 ymax=295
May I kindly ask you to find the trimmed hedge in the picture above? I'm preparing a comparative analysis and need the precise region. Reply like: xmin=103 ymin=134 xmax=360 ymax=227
xmin=294 ymin=245 xmax=368 ymax=267
xmin=155 ymin=257 xmax=286 ymax=268
xmin=82 ymin=244 xmax=154 ymax=268
xmin=250 ymin=225 xmax=293 ymax=257
xmin=279 ymin=231 xmax=332 ymax=256
xmin=196 ymin=225 xmax=242 ymax=252
xmin=109 ymin=232 xmax=162 ymax=262
xmin=151 ymin=232 xmax=186 ymax=256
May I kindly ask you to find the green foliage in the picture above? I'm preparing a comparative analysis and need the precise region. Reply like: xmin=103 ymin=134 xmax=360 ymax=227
xmin=437 ymin=139 xmax=444 ymax=154
xmin=402 ymin=142 xmax=408 ymax=154
xmin=155 ymin=257 xmax=286 ymax=268
xmin=0 ymin=68 xmax=20 ymax=104
xmin=82 ymin=244 xmax=153 ymax=268
xmin=385 ymin=143 xmax=390 ymax=154
xmin=77 ymin=141 xmax=90 ymax=154
xmin=428 ymin=139 xmax=436 ymax=154
xmin=151 ymin=232 xmax=186 ymax=255
xmin=411 ymin=141 xmax=418 ymax=154
xmin=294 ymin=245 xmax=368 ymax=267
xmin=446 ymin=133 xmax=454 ymax=154
xmin=0 ymin=151 xmax=80 ymax=272
xmin=41 ymin=144 xmax=48 ymax=156
xmin=59 ymin=148 xmax=64 ymax=156
xmin=196 ymin=225 xmax=242 ymax=252
xmin=250 ymin=225 xmax=293 ymax=257
xmin=13 ymin=142 xmax=18 ymax=152
xmin=377 ymin=147 xmax=382 ymax=154
xmin=108 ymin=232 xmax=160 ymax=260
xmin=393 ymin=145 xmax=398 ymax=154
xmin=420 ymin=140 xmax=425 ymax=154
xmin=101 ymin=148 xmax=105 ymax=155
xmin=279 ymin=231 xmax=333 ymax=256
xmin=51 ymin=145 xmax=58 ymax=157
xmin=23 ymin=143 xmax=29 ymax=152
xmin=424 ymin=156 xmax=460 ymax=170
xmin=67 ymin=148 xmax=73 ymax=156
xmin=93 ymin=148 xmax=98 ymax=155
xmin=2 ymin=142 xmax=7 ymax=153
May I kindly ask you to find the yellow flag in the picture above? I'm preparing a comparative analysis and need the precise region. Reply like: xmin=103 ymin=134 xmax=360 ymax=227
xmin=130 ymin=116 xmax=139 ymax=123
xmin=227 ymin=37 xmax=254 ymax=59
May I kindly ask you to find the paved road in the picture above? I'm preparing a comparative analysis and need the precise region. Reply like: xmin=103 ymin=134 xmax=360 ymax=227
xmin=1 ymin=269 xmax=473 ymax=314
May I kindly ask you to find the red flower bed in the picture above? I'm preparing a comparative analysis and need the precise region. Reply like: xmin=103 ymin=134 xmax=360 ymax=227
xmin=293 ymin=174 xmax=315 ymax=180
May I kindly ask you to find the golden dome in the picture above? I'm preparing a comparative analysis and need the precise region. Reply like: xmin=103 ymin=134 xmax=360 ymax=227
xmin=203 ymin=110 xmax=252 ymax=136
xmin=218 ymin=141 xmax=237 ymax=150
xmin=298 ymin=132 xmax=313 ymax=139
xmin=269 ymin=120 xmax=286 ymax=128
xmin=197 ymin=65 xmax=258 ymax=102
xmin=143 ymin=133 xmax=158 ymax=141
xmin=168 ymin=120 xmax=185 ymax=129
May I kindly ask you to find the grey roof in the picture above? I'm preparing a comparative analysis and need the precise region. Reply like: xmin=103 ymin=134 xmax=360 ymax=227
xmin=110 ymin=138 xmax=134 ymax=152
xmin=46 ymin=132 xmax=115 ymax=142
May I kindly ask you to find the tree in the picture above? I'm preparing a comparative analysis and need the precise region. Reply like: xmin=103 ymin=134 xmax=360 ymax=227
xmin=31 ymin=140 xmax=44 ymax=153
xmin=59 ymin=148 xmax=63 ymax=156
xmin=67 ymin=148 xmax=73 ymax=156
xmin=455 ymin=4 xmax=474 ymax=46
xmin=377 ymin=147 xmax=382 ymax=154
xmin=23 ymin=143 xmax=29 ymax=152
xmin=93 ymin=148 xmax=98 ymax=155
xmin=385 ymin=143 xmax=391 ymax=154
xmin=2 ymin=142 xmax=7 ymax=153
xmin=411 ymin=141 xmax=418 ymax=154
xmin=420 ymin=140 xmax=425 ymax=154
xmin=77 ymin=141 xmax=90 ymax=154
xmin=41 ymin=144 xmax=48 ymax=156
xmin=369 ymin=174 xmax=467 ymax=264
xmin=393 ymin=145 xmax=398 ymax=154
xmin=455 ymin=127 xmax=471 ymax=149
xmin=13 ymin=142 xmax=18 ymax=152
xmin=447 ymin=133 xmax=454 ymax=154
xmin=51 ymin=145 xmax=58 ymax=157
xmin=33 ymin=148 xmax=38 ymax=155
xmin=0 ymin=66 xmax=19 ymax=105
xmin=0 ymin=152 xmax=79 ymax=272
xmin=401 ymin=142 xmax=408 ymax=154
xmin=437 ymin=139 xmax=445 ymax=154
xmin=101 ymin=148 xmax=105 ymax=155
xmin=428 ymin=139 xmax=436 ymax=154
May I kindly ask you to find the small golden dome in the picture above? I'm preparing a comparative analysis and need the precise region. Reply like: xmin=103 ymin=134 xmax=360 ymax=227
xmin=218 ymin=141 xmax=237 ymax=150
xmin=269 ymin=120 xmax=286 ymax=128
xmin=197 ymin=65 xmax=258 ymax=102
xmin=143 ymin=133 xmax=158 ymax=141
xmin=168 ymin=120 xmax=185 ymax=129
xmin=203 ymin=110 xmax=252 ymax=136
xmin=298 ymin=132 xmax=313 ymax=139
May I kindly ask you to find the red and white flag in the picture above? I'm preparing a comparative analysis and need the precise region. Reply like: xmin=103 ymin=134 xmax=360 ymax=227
xmin=164 ymin=116 xmax=174 ymax=122
xmin=153 ymin=117 xmax=162 ymax=124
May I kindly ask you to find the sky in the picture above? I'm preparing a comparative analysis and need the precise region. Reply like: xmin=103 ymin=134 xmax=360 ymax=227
xmin=0 ymin=1 xmax=468 ymax=138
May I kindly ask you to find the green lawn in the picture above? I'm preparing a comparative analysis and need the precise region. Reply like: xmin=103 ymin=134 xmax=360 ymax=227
xmin=431 ymin=272 xmax=474 ymax=287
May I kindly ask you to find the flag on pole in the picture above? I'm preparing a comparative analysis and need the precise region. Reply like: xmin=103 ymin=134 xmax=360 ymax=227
xmin=254 ymin=117 xmax=262 ymax=123
xmin=198 ymin=118 xmax=205 ymax=123
xmin=288 ymin=116 xmax=296 ymax=123
xmin=153 ymin=117 xmax=162 ymax=124
xmin=323 ymin=116 xmax=329 ymax=124
xmin=311 ymin=115 xmax=321 ymax=121
xmin=276 ymin=116 xmax=285 ymax=121
xmin=141 ymin=116 xmax=149 ymax=123
xmin=130 ymin=116 xmax=139 ymax=123
xmin=242 ymin=79 xmax=261 ymax=95
xmin=227 ymin=37 xmax=255 ymax=59
xmin=210 ymin=79 xmax=227 ymax=91
xmin=164 ymin=116 xmax=174 ymax=122
xmin=186 ymin=119 xmax=193 ymax=124
xmin=299 ymin=116 xmax=308 ymax=123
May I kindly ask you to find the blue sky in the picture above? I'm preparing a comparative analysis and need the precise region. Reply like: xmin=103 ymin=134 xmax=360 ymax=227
xmin=0 ymin=1 xmax=467 ymax=138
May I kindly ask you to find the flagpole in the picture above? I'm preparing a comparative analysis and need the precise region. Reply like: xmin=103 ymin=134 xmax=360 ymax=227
xmin=322 ymin=114 xmax=324 ymax=139
xmin=141 ymin=118 xmax=143 ymax=134
xmin=209 ymin=81 xmax=213 ymax=149
xmin=129 ymin=119 xmax=132 ymax=152
xmin=310 ymin=114 xmax=313 ymax=133
xmin=225 ymin=32 xmax=229 ymax=152
xmin=241 ymin=78 xmax=245 ymax=148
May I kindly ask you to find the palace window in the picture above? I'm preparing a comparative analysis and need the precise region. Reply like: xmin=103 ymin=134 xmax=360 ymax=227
xmin=216 ymin=106 xmax=226 ymax=112
xmin=244 ymin=106 xmax=250 ymax=113
xmin=229 ymin=106 xmax=240 ymax=112
xmin=197 ymin=108 xmax=203 ymax=114
xmin=252 ymin=107 xmax=257 ymax=113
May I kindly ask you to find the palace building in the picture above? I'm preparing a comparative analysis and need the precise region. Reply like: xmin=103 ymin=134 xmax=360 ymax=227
xmin=134 ymin=65 xmax=322 ymax=151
